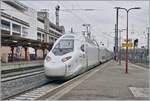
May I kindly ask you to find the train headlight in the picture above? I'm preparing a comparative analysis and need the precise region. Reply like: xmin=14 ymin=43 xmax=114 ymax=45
xmin=61 ymin=56 xmax=72 ymax=63
xmin=46 ymin=56 xmax=51 ymax=62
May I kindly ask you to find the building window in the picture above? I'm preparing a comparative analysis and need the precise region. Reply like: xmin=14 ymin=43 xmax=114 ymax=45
xmin=1 ymin=20 xmax=10 ymax=32
xmin=51 ymin=37 xmax=54 ymax=41
xmin=12 ymin=23 xmax=21 ymax=36
xmin=37 ymin=32 xmax=41 ymax=41
xmin=49 ymin=36 xmax=51 ymax=42
xmin=42 ymin=34 xmax=44 ymax=42
xmin=22 ymin=27 xmax=28 ymax=37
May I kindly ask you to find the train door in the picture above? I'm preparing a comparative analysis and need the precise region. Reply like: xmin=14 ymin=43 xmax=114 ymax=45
xmin=86 ymin=43 xmax=94 ymax=68
xmin=80 ymin=43 xmax=87 ymax=72
xmin=85 ymin=44 xmax=88 ymax=68
xmin=101 ymin=49 xmax=106 ymax=62
xmin=85 ymin=43 xmax=88 ymax=68
xmin=99 ymin=48 xmax=103 ymax=63
xmin=98 ymin=47 xmax=100 ymax=63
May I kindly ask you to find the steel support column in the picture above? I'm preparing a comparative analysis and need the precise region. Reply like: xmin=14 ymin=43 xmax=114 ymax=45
xmin=10 ymin=46 xmax=14 ymax=61
xmin=24 ymin=47 xmax=28 ymax=61
xmin=35 ymin=48 xmax=37 ymax=60
xmin=42 ymin=49 xmax=45 ymax=59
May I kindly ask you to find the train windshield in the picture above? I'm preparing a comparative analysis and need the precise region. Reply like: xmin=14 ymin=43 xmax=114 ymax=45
xmin=52 ymin=40 xmax=74 ymax=56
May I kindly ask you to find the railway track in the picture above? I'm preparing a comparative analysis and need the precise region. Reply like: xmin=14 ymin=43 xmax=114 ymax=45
xmin=1 ymin=67 xmax=51 ymax=100
xmin=9 ymin=81 xmax=63 ymax=100
xmin=1 ymin=66 xmax=43 ymax=78
xmin=7 ymin=61 xmax=111 ymax=100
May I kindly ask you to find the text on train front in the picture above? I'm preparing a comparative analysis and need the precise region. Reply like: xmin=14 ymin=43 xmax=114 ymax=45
xmin=52 ymin=39 xmax=74 ymax=56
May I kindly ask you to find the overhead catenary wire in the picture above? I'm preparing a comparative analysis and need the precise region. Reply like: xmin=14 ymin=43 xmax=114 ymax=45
xmin=59 ymin=1 xmax=87 ymax=24
xmin=57 ymin=1 xmax=88 ymax=33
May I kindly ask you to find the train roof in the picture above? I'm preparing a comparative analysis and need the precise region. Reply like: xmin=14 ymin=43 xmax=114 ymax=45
xmin=60 ymin=32 xmax=101 ymax=47
xmin=61 ymin=32 xmax=85 ymax=40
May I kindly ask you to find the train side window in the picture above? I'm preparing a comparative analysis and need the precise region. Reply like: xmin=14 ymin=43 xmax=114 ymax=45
xmin=80 ymin=45 xmax=85 ymax=52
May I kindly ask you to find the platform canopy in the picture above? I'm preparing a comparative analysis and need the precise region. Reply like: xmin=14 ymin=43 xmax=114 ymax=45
xmin=1 ymin=34 xmax=53 ymax=50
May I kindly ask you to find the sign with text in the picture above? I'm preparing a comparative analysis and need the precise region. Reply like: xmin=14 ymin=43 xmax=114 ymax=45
xmin=122 ymin=43 xmax=133 ymax=48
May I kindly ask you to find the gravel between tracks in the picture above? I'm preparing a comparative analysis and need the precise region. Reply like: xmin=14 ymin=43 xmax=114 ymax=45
xmin=1 ymin=70 xmax=51 ymax=99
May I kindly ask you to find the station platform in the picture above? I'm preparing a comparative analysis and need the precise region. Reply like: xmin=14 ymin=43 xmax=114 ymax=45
xmin=60 ymin=60 xmax=149 ymax=100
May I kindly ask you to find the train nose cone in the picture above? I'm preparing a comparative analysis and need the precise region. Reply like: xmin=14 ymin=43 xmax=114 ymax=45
xmin=44 ymin=62 xmax=66 ymax=77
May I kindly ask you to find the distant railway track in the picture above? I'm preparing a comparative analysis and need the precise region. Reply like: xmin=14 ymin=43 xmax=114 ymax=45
xmin=6 ymin=61 xmax=111 ymax=100
xmin=1 ymin=65 xmax=43 ymax=78
xmin=1 ymin=70 xmax=44 ymax=82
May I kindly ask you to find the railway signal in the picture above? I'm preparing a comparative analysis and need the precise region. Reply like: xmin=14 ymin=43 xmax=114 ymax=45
xmin=134 ymin=39 xmax=138 ymax=47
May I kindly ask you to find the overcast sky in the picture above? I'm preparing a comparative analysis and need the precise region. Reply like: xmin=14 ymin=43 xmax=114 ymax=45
xmin=20 ymin=0 xmax=149 ymax=51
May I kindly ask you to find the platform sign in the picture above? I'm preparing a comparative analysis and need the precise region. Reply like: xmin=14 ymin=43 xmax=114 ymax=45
xmin=122 ymin=43 xmax=133 ymax=48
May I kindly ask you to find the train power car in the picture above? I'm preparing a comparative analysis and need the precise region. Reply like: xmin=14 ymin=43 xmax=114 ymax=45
xmin=44 ymin=32 xmax=112 ymax=79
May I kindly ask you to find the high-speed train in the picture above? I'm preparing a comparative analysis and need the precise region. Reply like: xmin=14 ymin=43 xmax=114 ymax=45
xmin=44 ymin=32 xmax=112 ymax=79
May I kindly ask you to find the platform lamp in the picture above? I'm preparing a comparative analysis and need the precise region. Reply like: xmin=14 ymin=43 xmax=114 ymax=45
xmin=115 ymin=7 xmax=141 ymax=73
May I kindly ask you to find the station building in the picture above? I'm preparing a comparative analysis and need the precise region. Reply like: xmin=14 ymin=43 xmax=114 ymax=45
xmin=1 ymin=0 xmax=65 ymax=62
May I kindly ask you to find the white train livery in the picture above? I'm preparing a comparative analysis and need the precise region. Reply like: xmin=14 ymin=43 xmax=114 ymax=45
xmin=44 ymin=32 xmax=112 ymax=79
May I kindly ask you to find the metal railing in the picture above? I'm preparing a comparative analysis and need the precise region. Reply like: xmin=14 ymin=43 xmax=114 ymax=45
xmin=121 ymin=48 xmax=149 ymax=68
